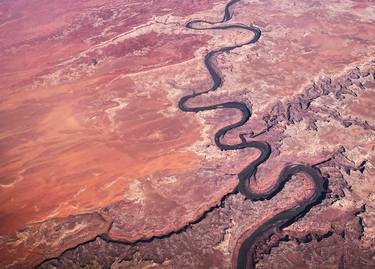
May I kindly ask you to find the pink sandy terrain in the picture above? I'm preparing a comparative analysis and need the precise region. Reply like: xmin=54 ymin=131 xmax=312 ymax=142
xmin=0 ymin=0 xmax=374 ymax=268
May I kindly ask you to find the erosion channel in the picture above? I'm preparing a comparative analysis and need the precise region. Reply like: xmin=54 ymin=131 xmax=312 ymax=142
xmin=178 ymin=1 xmax=327 ymax=268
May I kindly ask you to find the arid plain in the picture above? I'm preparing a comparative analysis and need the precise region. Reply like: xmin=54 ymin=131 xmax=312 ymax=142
xmin=0 ymin=0 xmax=375 ymax=268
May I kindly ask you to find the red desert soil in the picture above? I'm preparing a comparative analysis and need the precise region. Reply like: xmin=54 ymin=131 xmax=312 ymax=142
xmin=0 ymin=0 xmax=375 ymax=268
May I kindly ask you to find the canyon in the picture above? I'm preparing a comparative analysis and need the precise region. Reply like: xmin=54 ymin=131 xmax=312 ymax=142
xmin=0 ymin=0 xmax=374 ymax=268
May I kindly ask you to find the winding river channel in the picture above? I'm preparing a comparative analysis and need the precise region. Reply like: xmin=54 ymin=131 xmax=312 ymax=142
xmin=178 ymin=0 xmax=327 ymax=268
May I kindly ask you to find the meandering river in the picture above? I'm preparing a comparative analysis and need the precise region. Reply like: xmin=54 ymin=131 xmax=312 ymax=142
xmin=178 ymin=0 xmax=327 ymax=268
